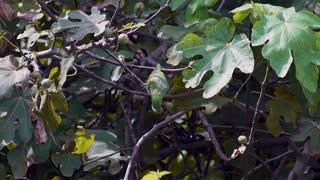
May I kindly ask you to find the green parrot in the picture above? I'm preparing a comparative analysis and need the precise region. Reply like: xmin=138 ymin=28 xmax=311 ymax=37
xmin=147 ymin=65 xmax=169 ymax=112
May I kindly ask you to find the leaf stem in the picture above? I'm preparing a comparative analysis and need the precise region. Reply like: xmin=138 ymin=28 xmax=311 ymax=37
xmin=103 ymin=48 xmax=147 ymax=88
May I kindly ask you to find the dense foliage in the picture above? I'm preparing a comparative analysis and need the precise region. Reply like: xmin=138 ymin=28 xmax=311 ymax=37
xmin=1 ymin=0 xmax=320 ymax=179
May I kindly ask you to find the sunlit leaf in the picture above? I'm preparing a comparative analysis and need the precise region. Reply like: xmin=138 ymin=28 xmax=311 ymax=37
xmin=251 ymin=8 xmax=320 ymax=94
xmin=72 ymin=129 xmax=95 ymax=154
xmin=231 ymin=3 xmax=285 ymax=23
xmin=59 ymin=55 xmax=75 ymax=88
xmin=0 ymin=55 xmax=30 ymax=98
xmin=142 ymin=170 xmax=171 ymax=180
xmin=178 ymin=18 xmax=254 ymax=98
xmin=166 ymin=44 xmax=184 ymax=66
xmin=51 ymin=7 xmax=109 ymax=41
xmin=185 ymin=0 xmax=218 ymax=27
xmin=17 ymin=25 xmax=48 ymax=48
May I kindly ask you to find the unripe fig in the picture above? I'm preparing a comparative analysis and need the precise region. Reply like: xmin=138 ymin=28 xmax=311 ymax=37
xmin=134 ymin=2 xmax=145 ymax=15
xmin=237 ymin=135 xmax=248 ymax=145
xmin=41 ymin=78 xmax=52 ymax=88
xmin=31 ymin=71 xmax=42 ymax=81
xmin=118 ymin=33 xmax=129 ymax=44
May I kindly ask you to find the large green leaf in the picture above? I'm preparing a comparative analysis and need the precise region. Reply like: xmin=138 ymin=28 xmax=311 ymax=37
xmin=7 ymin=146 xmax=29 ymax=178
xmin=17 ymin=25 xmax=48 ymax=48
xmin=293 ymin=118 xmax=320 ymax=153
xmin=185 ymin=0 xmax=218 ymax=27
xmin=58 ymin=55 xmax=75 ymax=88
xmin=31 ymin=139 xmax=52 ymax=163
xmin=83 ymin=130 xmax=123 ymax=175
xmin=266 ymin=86 xmax=302 ymax=137
xmin=177 ymin=18 xmax=254 ymax=98
xmin=251 ymin=8 xmax=320 ymax=93
xmin=51 ymin=7 xmax=109 ymax=41
xmin=0 ymin=88 xmax=32 ymax=145
xmin=0 ymin=55 xmax=30 ymax=98
xmin=231 ymin=3 xmax=285 ymax=24
xmin=51 ymin=153 xmax=81 ymax=177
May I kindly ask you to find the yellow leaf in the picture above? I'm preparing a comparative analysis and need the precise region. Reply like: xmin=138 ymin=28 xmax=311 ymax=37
xmin=48 ymin=67 xmax=60 ymax=80
xmin=72 ymin=130 xmax=95 ymax=154
xmin=120 ymin=22 xmax=145 ymax=32
xmin=6 ymin=143 xmax=16 ymax=150
xmin=141 ymin=170 xmax=171 ymax=180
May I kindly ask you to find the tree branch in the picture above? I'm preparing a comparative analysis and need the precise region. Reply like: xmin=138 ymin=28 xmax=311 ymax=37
xmin=197 ymin=111 xmax=231 ymax=161
xmin=123 ymin=111 xmax=185 ymax=180
xmin=37 ymin=0 xmax=58 ymax=21
xmin=83 ymin=50 xmax=188 ymax=72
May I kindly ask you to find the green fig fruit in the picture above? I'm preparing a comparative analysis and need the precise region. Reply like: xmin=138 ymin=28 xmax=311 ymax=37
xmin=237 ymin=135 xmax=248 ymax=145
xmin=118 ymin=33 xmax=129 ymax=44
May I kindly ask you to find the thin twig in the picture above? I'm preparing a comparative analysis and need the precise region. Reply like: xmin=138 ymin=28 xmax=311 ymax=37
xmin=274 ymin=151 xmax=288 ymax=177
xmin=74 ymin=63 xmax=201 ymax=100
xmin=103 ymin=48 xmax=146 ymax=88
xmin=247 ymin=152 xmax=277 ymax=179
xmin=123 ymin=111 xmax=186 ymax=180
xmin=127 ymin=0 xmax=170 ymax=35
xmin=211 ymin=124 xmax=290 ymax=136
xmin=243 ymin=64 xmax=270 ymax=179
xmin=233 ymin=74 xmax=252 ymax=101
xmin=74 ymin=63 xmax=148 ymax=95
xmin=233 ymin=100 xmax=268 ymax=120
xmin=243 ymin=148 xmax=302 ymax=179
xmin=197 ymin=111 xmax=230 ymax=161
xmin=37 ymin=0 xmax=58 ymax=21
xmin=247 ymin=64 xmax=270 ymax=147
xmin=109 ymin=0 xmax=121 ymax=28
xmin=174 ymin=142 xmax=202 ymax=179
xmin=83 ymin=148 xmax=132 ymax=165
xmin=120 ymin=95 xmax=137 ymax=144
xmin=84 ymin=50 xmax=188 ymax=72
xmin=217 ymin=0 xmax=227 ymax=12
xmin=137 ymin=98 xmax=148 ymax=134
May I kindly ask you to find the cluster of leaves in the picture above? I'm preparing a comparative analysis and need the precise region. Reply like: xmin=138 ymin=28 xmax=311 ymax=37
xmin=1 ymin=0 xmax=320 ymax=179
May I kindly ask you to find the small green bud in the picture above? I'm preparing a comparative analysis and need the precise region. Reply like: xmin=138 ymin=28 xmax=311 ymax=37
xmin=41 ymin=78 xmax=52 ymax=88
xmin=31 ymin=71 xmax=42 ymax=81
xmin=134 ymin=2 xmax=145 ymax=15
xmin=118 ymin=33 xmax=129 ymax=44
xmin=237 ymin=135 xmax=248 ymax=145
